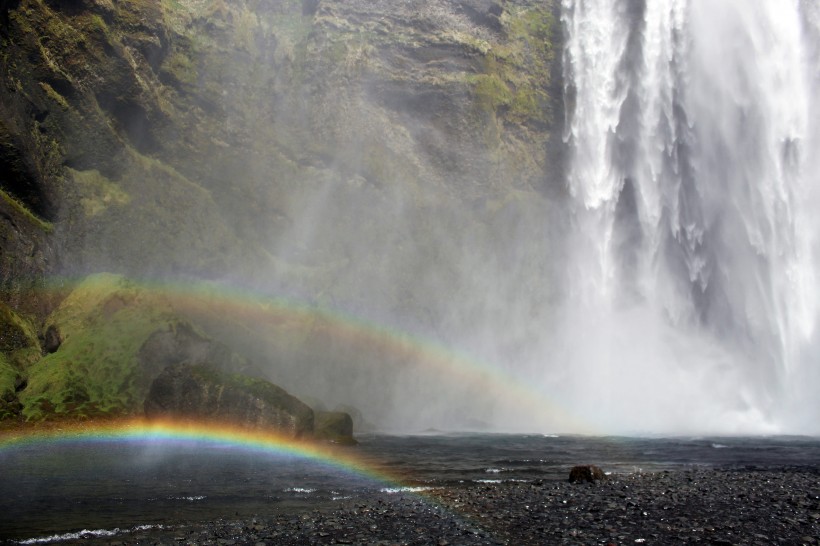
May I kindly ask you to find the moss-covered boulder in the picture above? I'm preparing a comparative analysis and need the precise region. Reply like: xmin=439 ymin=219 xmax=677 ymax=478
xmin=18 ymin=273 xmax=177 ymax=420
xmin=14 ymin=272 xmax=271 ymax=421
xmin=0 ymin=301 xmax=40 ymax=419
xmin=0 ymin=300 xmax=39 ymax=354
xmin=314 ymin=410 xmax=356 ymax=445
xmin=136 ymin=320 xmax=262 ymax=394
xmin=0 ymin=353 xmax=23 ymax=420
xmin=144 ymin=363 xmax=314 ymax=438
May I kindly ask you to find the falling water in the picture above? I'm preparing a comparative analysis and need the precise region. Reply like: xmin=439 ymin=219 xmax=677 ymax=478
xmin=556 ymin=0 xmax=820 ymax=433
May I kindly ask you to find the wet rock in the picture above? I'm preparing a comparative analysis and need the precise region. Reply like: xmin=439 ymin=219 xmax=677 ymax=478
xmin=334 ymin=403 xmax=376 ymax=432
xmin=137 ymin=322 xmax=262 ymax=385
xmin=43 ymin=324 xmax=61 ymax=353
xmin=315 ymin=411 xmax=357 ymax=445
xmin=569 ymin=465 xmax=607 ymax=484
xmin=144 ymin=362 xmax=314 ymax=437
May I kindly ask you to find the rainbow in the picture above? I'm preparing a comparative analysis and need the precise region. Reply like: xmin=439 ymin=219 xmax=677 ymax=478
xmin=26 ymin=274 xmax=597 ymax=434
xmin=0 ymin=418 xmax=397 ymax=485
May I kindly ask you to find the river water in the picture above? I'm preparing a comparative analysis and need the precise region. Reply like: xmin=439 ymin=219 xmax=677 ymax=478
xmin=2 ymin=433 xmax=819 ymax=542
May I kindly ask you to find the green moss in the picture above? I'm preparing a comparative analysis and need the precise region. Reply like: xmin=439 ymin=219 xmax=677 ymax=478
xmin=9 ymin=346 xmax=43 ymax=370
xmin=314 ymin=411 xmax=356 ymax=444
xmin=162 ymin=50 xmax=198 ymax=86
xmin=0 ymin=353 xmax=18 ymax=397
xmin=189 ymin=363 xmax=293 ymax=406
xmin=471 ymin=73 xmax=514 ymax=111
xmin=68 ymin=168 xmax=131 ymax=218
xmin=0 ymin=189 xmax=54 ymax=233
xmin=510 ymin=85 xmax=547 ymax=123
xmin=19 ymin=274 xmax=175 ymax=421
xmin=275 ymin=10 xmax=312 ymax=45
xmin=38 ymin=81 xmax=70 ymax=109
xmin=0 ymin=302 xmax=40 ymax=354
xmin=89 ymin=14 xmax=108 ymax=33
xmin=0 ymin=304 xmax=38 ymax=421
xmin=464 ymin=5 xmax=557 ymax=126
xmin=0 ymin=353 xmax=21 ymax=420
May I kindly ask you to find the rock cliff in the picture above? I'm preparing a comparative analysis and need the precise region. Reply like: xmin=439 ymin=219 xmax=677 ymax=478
xmin=144 ymin=362 xmax=314 ymax=438
xmin=0 ymin=0 xmax=564 ymax=426
xmin=0 ymin=0 xmax=563 ymax=299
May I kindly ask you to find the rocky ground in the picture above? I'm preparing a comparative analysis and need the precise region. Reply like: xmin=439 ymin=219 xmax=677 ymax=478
xmin=60 ymin=467 xmax=820 ymax=545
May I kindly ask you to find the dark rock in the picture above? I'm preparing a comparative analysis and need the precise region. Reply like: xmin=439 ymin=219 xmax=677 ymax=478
xmin=137 ymin=322 xmax=263 ymax=389
xmin=315 ymin=411 xmax=357 ymax=445
xmin=0 ymin=389 xmax=22 ymax=419
xmin=144 ymin=362 xmax=314 ymax=438
xmin=569 ymin=465 xmax=607 ymax=484
xmin=43 ymin=324 xmax=61 ymax=353
xmin=334 ymin=403 xmax=376 ymax=432
xmin=13 ymin=376 xmax=26 ymax=392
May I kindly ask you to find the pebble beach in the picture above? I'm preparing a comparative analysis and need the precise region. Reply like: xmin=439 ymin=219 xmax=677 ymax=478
xmin=54 ymin=467 xmax=820 ymax=546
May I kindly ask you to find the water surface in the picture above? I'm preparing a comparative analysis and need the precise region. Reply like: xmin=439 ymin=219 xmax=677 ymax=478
xmin=2 ymin=433 xmax=819 ymax=542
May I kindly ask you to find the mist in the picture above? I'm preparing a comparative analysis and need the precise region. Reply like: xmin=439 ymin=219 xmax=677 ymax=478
xmin=169 ymin=0 xmax=819 ymax=436
xmin=26 ymin=0 xmax=816 ymax=435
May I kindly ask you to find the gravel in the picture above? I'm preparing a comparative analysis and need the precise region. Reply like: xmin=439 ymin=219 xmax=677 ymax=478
xmin=46 ymin=467 xmax=820 ymax=545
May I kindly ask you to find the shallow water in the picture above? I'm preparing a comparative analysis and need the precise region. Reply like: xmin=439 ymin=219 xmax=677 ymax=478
xmin=2 ymin=433 xmax=819 ymax=542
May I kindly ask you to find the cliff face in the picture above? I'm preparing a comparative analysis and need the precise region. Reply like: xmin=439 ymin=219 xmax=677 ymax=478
xmin=0 ymin=0 xmax=565 ymax=426
xmin=0 ymin=0 xmax=563 ymax=296
xmin=144 ymin=362 xmax=315 ymax=438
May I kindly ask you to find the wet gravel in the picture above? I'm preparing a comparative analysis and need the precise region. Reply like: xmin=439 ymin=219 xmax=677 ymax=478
xmin=51 ymin=467 xmax=820 ymax=545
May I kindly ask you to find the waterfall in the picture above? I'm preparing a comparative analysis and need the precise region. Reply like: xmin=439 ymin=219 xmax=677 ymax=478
xmin=556 ymin=0 xmax=820 ymax=432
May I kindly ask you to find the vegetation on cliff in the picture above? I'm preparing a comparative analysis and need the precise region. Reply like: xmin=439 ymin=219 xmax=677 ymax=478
xmin=0 ymin=0 xmax=564 ymax=427
xmin=19 ymin=274 xmax=176 ymax=420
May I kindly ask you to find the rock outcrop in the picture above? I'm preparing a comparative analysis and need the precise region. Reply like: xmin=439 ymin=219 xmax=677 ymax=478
xmin=0 ymin=0 xmax=566 ymax=428
xmin=144 ymin=363 xmax=314 ymax=438
xmin=136 ymin=321 xmax=263 ymax=393
xmin=0 ymin=0 xmax=563 ymax=307
xmin=314 ymin=411 xmax=357 ymax=445
xmin=334 ymin=403 xmax=376 ymax=433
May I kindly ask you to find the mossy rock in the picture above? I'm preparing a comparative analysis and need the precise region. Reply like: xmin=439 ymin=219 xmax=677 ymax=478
xmin=0 ymin=353 xmax=21 ymax=419
xmin=0 ymin=301 xmax=40 ymax=354
xmin=314 ymin=411 xmax=356 ymax=445
xmin=144 ymin=362 xmax=314 ymax=438
xmin=18 ymin=273 xmax=177 ymax=421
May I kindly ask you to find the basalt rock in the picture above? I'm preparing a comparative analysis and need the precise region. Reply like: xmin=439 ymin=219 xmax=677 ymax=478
xmin=334 ymin=403 xmax=376 ymax=433
xmin=144 ymin=362 xmax=314 ymax=438
xmin=137 ymin=321 xmax=262 ymax=393
xmin=42 ymin=324 xmax=61 ymax=354
xmin=315 ymin=411 xmax=357 ymax=445
xmin=569 ymin=465 xmax=607 ymax=484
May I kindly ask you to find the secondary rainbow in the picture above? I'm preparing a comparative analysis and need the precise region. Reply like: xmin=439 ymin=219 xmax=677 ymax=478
xmin=33 ymin=274 xmax=597 ymax=434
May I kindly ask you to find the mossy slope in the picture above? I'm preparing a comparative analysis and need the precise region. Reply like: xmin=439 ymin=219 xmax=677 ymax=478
xmin=19 ymin=273 xmax=176 ymax=420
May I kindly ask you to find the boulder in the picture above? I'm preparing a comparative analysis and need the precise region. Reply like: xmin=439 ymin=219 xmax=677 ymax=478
xmin=314 ymin=411 xmax=357 ymax=445
xmin=569 ymin=465 xmax=607 ymax=483
xmin=334 ymin=403 xmax=376 ymax=432
xmin=43 ymin=324 xmax=61 ymax=354
xmin=137 ymin=322 xmax=264 ymax=392
xmin=144 ymin=363 xmax=314 ymax=438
